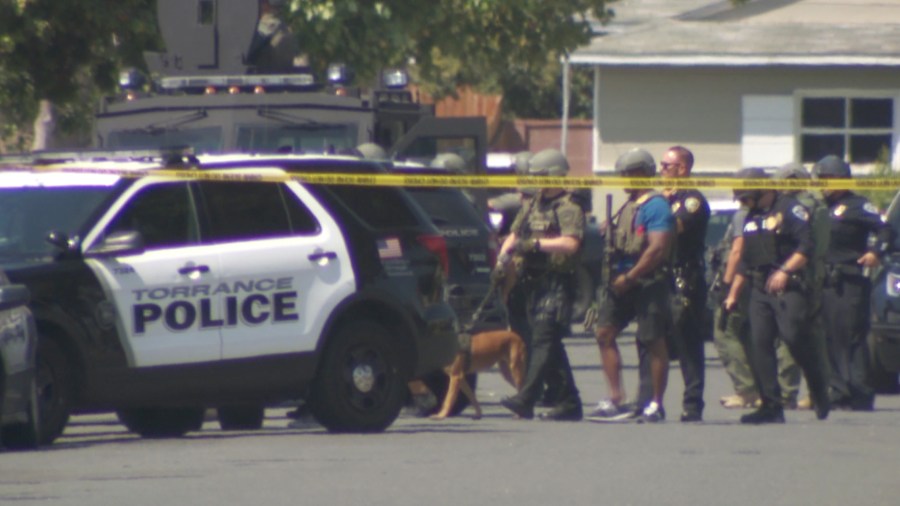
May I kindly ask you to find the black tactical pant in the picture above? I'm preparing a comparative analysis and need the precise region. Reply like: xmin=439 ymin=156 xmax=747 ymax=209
xmin=823 ymin=273 xmax=874 ymax=408
xmin=636 ymin=272 xmax=706 ymax=415
xmin=748 ymin=280 xmax=830 ymax=410
xmin=515 ymin=272 xmax=580 ymax=408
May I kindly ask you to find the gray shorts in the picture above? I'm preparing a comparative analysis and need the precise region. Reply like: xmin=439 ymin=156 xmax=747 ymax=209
xmin=595 ymin=277 xmax=673 ymax=345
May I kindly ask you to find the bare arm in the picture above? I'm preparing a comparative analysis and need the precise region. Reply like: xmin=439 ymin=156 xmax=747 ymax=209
xmin=534 ymin=235 xmax=580 ymax=255
xmin=723 ymin=236 xmax=743 ymax=285
xmin=626 ymin=230 xmax=671 ymax=280
xmin=611 ymin=230 xmax=671 ymax=295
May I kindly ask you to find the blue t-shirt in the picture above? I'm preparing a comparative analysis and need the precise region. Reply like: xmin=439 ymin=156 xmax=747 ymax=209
xmin=615 ymin=195 xmax=675 ymax=272
xmin=636 ymin=195 xmax=676 ymax=234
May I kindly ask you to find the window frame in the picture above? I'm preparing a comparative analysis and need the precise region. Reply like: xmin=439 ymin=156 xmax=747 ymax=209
xmin=795 ymin=90 xmax=899 ymax=170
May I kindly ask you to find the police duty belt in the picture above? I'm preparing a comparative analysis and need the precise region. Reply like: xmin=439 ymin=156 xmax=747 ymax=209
xmin=5 ymin=164 xmax=899 ymax=191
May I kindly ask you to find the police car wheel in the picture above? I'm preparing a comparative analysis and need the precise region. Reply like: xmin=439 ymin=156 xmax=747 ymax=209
xmin=1 ymin=375 xmax=41 ymax=450
xmin=217 ymin=405 xmax=265 ymax=430
xmin=36 ymin=338 xmax=72 ymax=445
xmin=309 ymin=320 xmax=406 ymax=433
xmin=117 ymin=407 xmax=205 ymax=438
xmin=418 ymin=372 xmax=478 ymax=417
xmin=571 ymin=266 xmax=594 ymax=324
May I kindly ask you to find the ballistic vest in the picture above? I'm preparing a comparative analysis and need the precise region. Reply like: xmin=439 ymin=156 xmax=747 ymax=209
xmin=613 ymin=192 xmax=664 ymax=257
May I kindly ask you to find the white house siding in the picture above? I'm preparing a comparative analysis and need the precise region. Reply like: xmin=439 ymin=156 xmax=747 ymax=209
xmin=591 ymin=66 xmax=900 ymax=173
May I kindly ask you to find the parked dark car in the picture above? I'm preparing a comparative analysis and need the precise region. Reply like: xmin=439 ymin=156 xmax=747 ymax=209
xmin=0 ymin=270 xmax=40 ymax=450
xmin=388 ymin=164 xmax=503 ymax=414
xmin=867 ymin=191 xmax=900 ymax=392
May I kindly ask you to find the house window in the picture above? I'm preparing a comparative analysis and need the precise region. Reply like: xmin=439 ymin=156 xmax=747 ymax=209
xmin=800 ymin=97 xmax=894 ymax=164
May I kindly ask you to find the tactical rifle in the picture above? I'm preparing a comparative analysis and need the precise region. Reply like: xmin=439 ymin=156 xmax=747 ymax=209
xmin=601 ymin=193 xmax=614 ymax=287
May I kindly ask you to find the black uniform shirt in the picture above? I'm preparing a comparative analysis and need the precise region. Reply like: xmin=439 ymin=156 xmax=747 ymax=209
xmin=825 ymin=192 xmax=891 ymax=265
xmin=739 ymin=193 xmax=813 ymax=271
xmin=669 ymin=189 xmax=710 ymax=267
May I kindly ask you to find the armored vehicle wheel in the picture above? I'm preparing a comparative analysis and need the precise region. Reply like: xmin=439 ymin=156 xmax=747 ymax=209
xmin=309 ymin=320 xmax=406 ymax=433
xmin=117 ymin=407 xmax=205 ymax=438
xmin=217 ymin=405 xmax=265 ymax=430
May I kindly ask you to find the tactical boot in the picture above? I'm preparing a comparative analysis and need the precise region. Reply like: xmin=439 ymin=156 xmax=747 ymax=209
xmin=739 ymin=404 xmax=785 ymax=424
xmin=500 ymin=396 xmax=534 ymax=420
xmin=539 ymin=401 xmax=583 ymax=422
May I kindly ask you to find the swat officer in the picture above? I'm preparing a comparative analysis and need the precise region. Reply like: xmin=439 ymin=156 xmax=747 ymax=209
xmin=586 ymin=148 xmax=674 ymax=424
xmin=726 ymin=168 xmax=831 ymax=423
xmin=497 ymin=148 xmax=584 ymax=421
xmin=660 ymin=146 xmax=709 ymax=422
xmin=813 ymin=155 xmax=892 ymax=411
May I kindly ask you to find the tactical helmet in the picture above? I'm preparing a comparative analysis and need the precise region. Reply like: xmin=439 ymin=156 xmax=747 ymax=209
xmin=812 ymin=155 xmax=851 ymax=179
xmin=356 ymin=142 xmax=387 ymax=160
xmin=528 ymin=148 xmax=569 ymax=177
xmin=614 ymin=148 xmax=656 ymax=177
xmin=512 ymin=151 xmax=532 ymax=175
xmin=733 ymin=167 xmax=769 ymax=200
xmin=774 ymin=162 xmax=810 ymax=180
xmin=430 ymin=153 xmax=467 ymax=173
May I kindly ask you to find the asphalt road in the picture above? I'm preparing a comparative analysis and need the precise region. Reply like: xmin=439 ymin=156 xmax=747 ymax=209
xmin=2 ymin=325 xmax=899 ymax=506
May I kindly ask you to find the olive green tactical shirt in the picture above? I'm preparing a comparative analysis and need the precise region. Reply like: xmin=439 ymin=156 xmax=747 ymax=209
xmin=509 ymin=191 xmax=584 ymax=273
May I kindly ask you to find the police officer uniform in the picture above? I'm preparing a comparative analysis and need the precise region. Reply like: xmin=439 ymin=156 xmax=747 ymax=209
xmin=499 ymin=149 xmax=583 ymax=421
xmin=739 ymin=189 xmax=831 ymax=423
xmin=668 ymin=189 xmax=710 ymax=420
xmin=822 ymin=191 xmax=890 ymax=410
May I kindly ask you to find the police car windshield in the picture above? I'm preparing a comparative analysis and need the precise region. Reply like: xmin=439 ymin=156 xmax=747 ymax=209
xmin=0 ymin=173 xmax=119 ymax=262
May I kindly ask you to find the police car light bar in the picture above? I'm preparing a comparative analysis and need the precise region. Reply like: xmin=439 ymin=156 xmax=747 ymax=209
xmin=158 ymin=73 xmax=317 ymax=94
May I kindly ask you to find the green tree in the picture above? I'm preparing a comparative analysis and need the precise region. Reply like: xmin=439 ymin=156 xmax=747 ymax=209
xmin=857 ymin=147 xmax=899 ymax=212
xmin=0 ymin=0 xmax=159 ymax=151
xmin=0 ymin=0 xmax=612 ymax=151
xmin=285 ymin=0 xmax=612 ymax=118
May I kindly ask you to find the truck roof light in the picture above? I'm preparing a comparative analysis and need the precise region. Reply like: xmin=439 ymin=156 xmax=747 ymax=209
xmin=327 ymin=63 xmax=353 ymax=85
xmin=381 ymin=68 xmax=408 ymax=89
xmin=158 ymin=73 xmax=316 ymax=94
xmin=118 ymin=68 xmax=145 ymax=91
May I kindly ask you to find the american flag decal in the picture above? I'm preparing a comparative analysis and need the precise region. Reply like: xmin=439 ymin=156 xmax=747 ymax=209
xmin=377 ymin=237 xmax=403 ymax=259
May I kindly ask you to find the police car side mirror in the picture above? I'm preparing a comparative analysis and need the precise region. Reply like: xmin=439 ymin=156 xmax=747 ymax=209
xmin=0 ymin=284 xmax=30 ymax=311
xmin=85 ymin=231 xmax=146 ymax=258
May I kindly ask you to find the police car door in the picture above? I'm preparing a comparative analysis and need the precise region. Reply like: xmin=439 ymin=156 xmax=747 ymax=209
xmin=197 ymin=173 xmax=353 ymax=360
xmin=83 ymin=179 xmax=223 ymax=367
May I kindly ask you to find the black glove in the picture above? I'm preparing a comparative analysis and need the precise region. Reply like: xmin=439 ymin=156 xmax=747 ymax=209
xmin=491 ymin=253 xmax=511 ymax=284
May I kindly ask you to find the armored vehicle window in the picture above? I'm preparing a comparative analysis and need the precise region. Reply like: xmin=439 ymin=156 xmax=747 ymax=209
xmin=199 ymin=181 xmax=315 ymax=242
xmin=235 ymin=124 xmax=356 ymax=154
xmin=106 ymin=126 xmax=224 ymax=152
xmin=106 ymin=183 xmax=198 ymax=250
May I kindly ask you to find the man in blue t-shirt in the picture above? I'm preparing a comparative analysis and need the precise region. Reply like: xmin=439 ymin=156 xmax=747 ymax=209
xmin=586 ymin=148 xmax=675 ymax=424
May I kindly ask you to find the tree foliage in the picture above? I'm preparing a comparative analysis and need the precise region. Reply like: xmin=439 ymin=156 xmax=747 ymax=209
xmin=287 ymin=0 xmax=613 ymax=118
xmin=0 ymin=0 xmax=159 ymax=148
xmin=0 ymin=0 xmax=613 ymax=149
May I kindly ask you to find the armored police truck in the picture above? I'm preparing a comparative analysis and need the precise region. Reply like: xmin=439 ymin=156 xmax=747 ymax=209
xmin=94 ymin=0 xmax=488 ymax=176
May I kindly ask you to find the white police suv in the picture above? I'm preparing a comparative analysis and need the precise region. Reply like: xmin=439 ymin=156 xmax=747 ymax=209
xmin=0 ymin=152 xmax=458 ymax=442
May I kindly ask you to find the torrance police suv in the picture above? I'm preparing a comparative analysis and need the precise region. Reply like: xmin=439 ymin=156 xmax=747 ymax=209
xmin=0 ymin=152 xmax=458 ymax=443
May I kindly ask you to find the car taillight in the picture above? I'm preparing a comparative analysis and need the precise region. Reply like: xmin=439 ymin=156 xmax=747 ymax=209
xmin=417 ymin=234 xmax=449 ymax=277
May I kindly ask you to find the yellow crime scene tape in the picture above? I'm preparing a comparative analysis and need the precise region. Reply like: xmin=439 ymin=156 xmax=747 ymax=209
xmin=5 ymin=163 xmax=900 ymax=191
